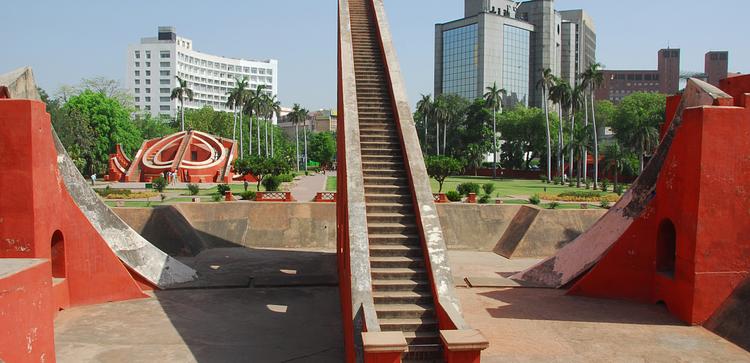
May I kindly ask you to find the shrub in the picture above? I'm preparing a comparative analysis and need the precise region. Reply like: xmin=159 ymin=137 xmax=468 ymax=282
xmin=548 ymin=201 xmax=560 ymax=209
xmin=217 ymin=184 xmax=231 ymax=196
xmin=240 ymin=191 xmax=256 ymax=201
xmin=529 ymin=194 xmax=541 ymax=205
xmin=599 ymin=199 xmax=611 ymax=209
xmin=478 ymin=195 xmax=492 ymax=204
xmin=553 ymin=176 xmax=563 ymax=185
xmin=187 ymin=183 xmax=200 ymax=196
xmin=456 ymin=182 xmax=480 ymax=196
xmin=539 ymin=174 xmax=547 ymax=183
xmin=211 ymin=193 xmax=222 ymax=202
xmin=540 ymin=192 xmax=619 ymax=203
xmin=446 ymin=190 xmax=462 ymax=202
xmin=152 ymin=176 xmax=167 ymax=192
xmin=558 ymin=190 xmax=603 ymax=199
xmin=277 ymin=173 xmax=295 ymax=183
xmin=614 ymin=184 xmax=624 ymax=196
xmin=426 ymin=156 xmax=464 ymax=193
xmin=262 ymin=175 xmax=282 ymax=191
xmin=600 ymin=179 xmax=610 ymax=192
xmin=160 ymin=194 xmax=167 ymax=202
xmin=482 ymin=183 xmax=495 ymax=196
xmin=568 ymin=182 xmax=575 ymax=187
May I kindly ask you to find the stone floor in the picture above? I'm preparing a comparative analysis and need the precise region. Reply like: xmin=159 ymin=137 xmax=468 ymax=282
xmin=54 ymin=249 xmax=750 ymax=362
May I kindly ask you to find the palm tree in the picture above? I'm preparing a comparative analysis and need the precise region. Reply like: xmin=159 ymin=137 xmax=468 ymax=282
xmin=265 ymin=94 xmax=281 ymax=157
xmin=549 ymin=78 xmax=571 ymax=180
xmin=227 ymin=77 xmax=249 ymax=156
xmin=583 ymin=63 xmax=604 ymax=189
xmin=568 ymin=123 xmax=592 ymax=187
xmin=483 ymin=83 xmax=506 ymax=179
xmin=245 ymin=85 xmax=266 ymax=157
xmin=568 ymin=82 xmax=585 ymax=183
xmin=627 ymin=118 xmax=660 ymax=173
xmin=416 ymin=94 xmax=433 ymax=152
xmin=432 ymin=97 xmax=447 ymax=155
xmin=288 ymin=104 xmax=308 ymax=172
xmin=603 ymin=141 xmax=628 ymax=191
xmin=170 ymin=76 xmax=194 ymax=131
xmin=536 ymin=68 xmax=555 ymax=182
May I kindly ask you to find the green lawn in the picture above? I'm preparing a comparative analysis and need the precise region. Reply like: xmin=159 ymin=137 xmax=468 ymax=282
xmin=326 ymin=176 xmax=337 ymax=191
xmin=431 ymin=177 xmax=620 ymax=198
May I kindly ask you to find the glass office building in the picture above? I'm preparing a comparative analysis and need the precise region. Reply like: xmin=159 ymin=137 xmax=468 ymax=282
xmin=441 ymin=24 xmax=479 ymax=100
xmin=502 ymin=25 xmax=530 ymax=107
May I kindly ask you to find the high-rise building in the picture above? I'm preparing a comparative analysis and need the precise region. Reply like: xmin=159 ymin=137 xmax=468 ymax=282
xmin=127 ymin=26 xmax=278 ymax=119
xmin=658 ymin=48 xmax=680 ymax=94
xmin=435 ymin=0 xmax=595 ymax=108
xmin=705 ymin=51 xmax=729 ymax=87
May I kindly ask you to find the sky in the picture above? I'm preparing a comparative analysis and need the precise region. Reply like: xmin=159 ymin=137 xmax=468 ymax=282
xmin=1 ymin=1 xmax=748 ymax=110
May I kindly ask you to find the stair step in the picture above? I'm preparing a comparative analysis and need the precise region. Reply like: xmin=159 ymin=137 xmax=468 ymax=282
xmin=368 ymin=222 xmax=418 ymax=235
xmin=375 ymin=304 xmax=434 ymax=319
xmin=369 ymin=244 xmax=422 ymax=257
xmin=372 ymin=279 xmax=430 ymax=292
xmin=402 ymin=331 xmax=442 ymax=346
xmin=379 ymin=317 xmax=438 ymax=332
xmin=366 ymin=202 xmax=414 ymax=214
xmin=363 ymin=176 xmax=408 ymax=185
xmin=367 ymin=211 xmax=414 ymax=220
xmin=371 ymin=267 xmax=426 ymax=280
xmin=371 ymin=256 xmax=424 ymax=269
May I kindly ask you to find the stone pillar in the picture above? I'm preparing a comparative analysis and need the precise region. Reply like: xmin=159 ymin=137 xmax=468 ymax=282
xmin=363 ymin=331 xmax=407 ymax=363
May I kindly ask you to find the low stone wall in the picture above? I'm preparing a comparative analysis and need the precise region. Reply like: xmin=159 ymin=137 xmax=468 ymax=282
xmin=113 ymin=203 xmax=605 ymax=258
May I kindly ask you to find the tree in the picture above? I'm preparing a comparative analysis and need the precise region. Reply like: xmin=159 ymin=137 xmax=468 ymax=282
xmin=309 ymin=131 xmax=337 ymax=170
xmin=133 ymin=113 xmax=175 ymax=139
xmin=171 ymin=76 xmax=194 ymax=131
xmin=603 ymin=141 xmax=630 ymax=191
xmin=62 ymin=90 xmax=142 ymax=175
xmin=416 ymin=94 xmax=433 ymax=152
xmin=483 ymin=82 xmax=506 ymax=178
xmin=568 ymin=123 xmax=592 ymax=187
xmin=537 ymin=68 xmax=555 ymax=182
xmin=78 ymin=76 xmax=133 ymax=107
xmin=183 ymin=106 xmax=233 ymax=137
xmin=425 ymin=156 xmax=463 ymax=193
xmin=265 ymin=94 xmax=282 ymax=157
xmin=612 ymin=92 xmax=666 ymax=172
xmin=234 ymin=155 xmax=291 ymax=191
xmin=582 ymin=62 xmax=604 ymax=189
xmin=568 ymin=82 xmax=585 ymax=182
xmin=227 ymin=77 xmax=249 ymax=156
xmin=549 ymin=78 xmax=571 ymax=179
xmin=244 ymin=85 xmax=267 ymax=157
xmin=288 ymin=104 xmax=309 ymax=172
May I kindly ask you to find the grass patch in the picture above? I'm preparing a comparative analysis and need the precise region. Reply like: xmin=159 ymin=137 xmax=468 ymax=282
xmin=326 ymin=176 xmax=337 ymax=191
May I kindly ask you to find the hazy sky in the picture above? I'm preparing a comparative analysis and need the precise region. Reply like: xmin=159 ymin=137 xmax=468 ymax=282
xmin=2 ymin=1 xmax=747 ymax=110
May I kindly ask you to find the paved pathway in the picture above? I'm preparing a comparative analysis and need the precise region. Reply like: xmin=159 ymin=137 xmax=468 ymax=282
xmin=290 ymin=172 xmax=328 ymax=202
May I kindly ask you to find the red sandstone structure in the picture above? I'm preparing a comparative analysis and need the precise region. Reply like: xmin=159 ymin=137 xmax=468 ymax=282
xmin=106 ymin=130 xmax=238 ymax=183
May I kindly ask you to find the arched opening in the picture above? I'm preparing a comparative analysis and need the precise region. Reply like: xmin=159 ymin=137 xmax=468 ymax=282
xmin=51 ymin=230 xmax=66 ymax=278
xmin=656 ymin=219 xmax=676 ymax=278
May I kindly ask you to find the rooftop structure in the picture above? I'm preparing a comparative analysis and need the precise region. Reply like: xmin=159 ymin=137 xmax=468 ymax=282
xmin=127 ymin=26 xmax=278 ymax=119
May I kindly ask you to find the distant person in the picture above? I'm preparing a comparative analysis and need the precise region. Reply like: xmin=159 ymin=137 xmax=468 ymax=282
xmin=244 ymin=180 xmax=249 ymax=191
xmin=90 ymin=173 xmax=96 ymax=186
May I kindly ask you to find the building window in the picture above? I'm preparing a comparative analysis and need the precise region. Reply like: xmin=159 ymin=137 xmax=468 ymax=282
xmin=160 ymin=62 xmax=170 ymax=67
xmin=160 ymin=88 xmax=170 ymax=93
xmin=146 ymin=88 xmax=151 ymax=93
xmin=145 ymin=51 xmax=151 ymax=59
xmin=145 ymin=97 xmax=151 ymax=102
xmin=160 ymin=51 xmax=170 ymax=58
xmin=146 ymin=70 xmax=151 ymax=76
xmin=502 ymin=24 xmax=531 ymax=107
xmin=135 ymin=62 xmax=140 ymax=67
xmin=135 ymin=70 xmax=140 ymax=77
xmin=146 ymin=62 xmax=151 ymax=67
xmin=259 ymin=68 xmax=267 ymax=75
xmin=160 ymin=105 xmax=170 ymax=111
xmin=441 ymin=23 xmax=479 ymax=100
xmin=135 ymin=79 xmax=141 ymax=85
xmin=135 ymin=88 xmax=140 ymax=94
xmin=135 ymin=51 xmax=141 ymax=59
xmin=160 ymin=97 xmax=170 ymax=102
xmin=145 ymin=105 xmax=151 ymax=110
xmin=146 ymin=79 xmax=151 ymax=85
xmin=160 ymin=70 xmax=170 ymax=76
xmin=135 ymin=97 xmax=140 ymax=102
xmin=160 ymin=79 xmax=170 ymax=85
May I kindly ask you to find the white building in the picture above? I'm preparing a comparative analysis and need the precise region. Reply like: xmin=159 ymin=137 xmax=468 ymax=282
xmin=127 ymin=26 xmax=278 ymax=119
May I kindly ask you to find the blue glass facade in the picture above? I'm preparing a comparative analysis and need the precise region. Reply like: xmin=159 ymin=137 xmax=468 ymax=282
xmin=442 ymin=24 xmax=479 ymax=100
xmin=502 ymin=24 xmax=530 ymax=107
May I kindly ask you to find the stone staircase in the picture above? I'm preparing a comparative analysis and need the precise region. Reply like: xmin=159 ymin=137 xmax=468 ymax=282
xmin=348 ymin=0 xmax=442 ymax=361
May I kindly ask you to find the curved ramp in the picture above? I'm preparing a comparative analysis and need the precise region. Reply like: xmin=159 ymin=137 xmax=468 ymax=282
xmin=1 ymin=67 xmax=197 ymax=289
xmin=53 ymin=128 xmax=197 ymax=288
xmin=511 ymin=78 xmax=733 ymax=288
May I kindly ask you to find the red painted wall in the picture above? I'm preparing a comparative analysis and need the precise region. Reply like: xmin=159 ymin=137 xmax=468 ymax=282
xmin=568 ymin=79 xmax=750 ymax=325
xmin=0 ymin=260 xmax=55 ymax=363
